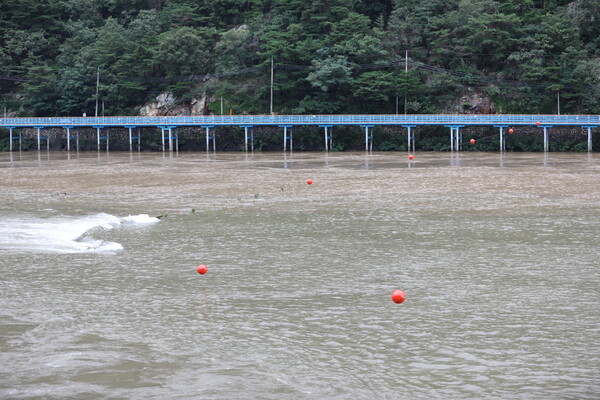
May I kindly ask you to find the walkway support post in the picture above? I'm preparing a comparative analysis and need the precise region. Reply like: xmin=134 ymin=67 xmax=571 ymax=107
xmin=125 ymin=125 xmax=140 ymax=151
xmin=447 ymin=126 xmax=464 ymax=151
xmin=242 ymin=126 xmax=254 ymax=152
xmin=66 ymin=127 xmax=71 ymax=151
xmin=538 ymin=125 xmax=553 ymax=152
xmin=494 ymin=125 xmax=508 ymax=152
xmin=203 ymin=126 xmax=215 ymax=152
xmin=404 ymin=125 xmax=416 ymax=153
xmin=9 ymin=127 xmax=21 ymax=152
xmin=362 ymin=125 xmax=374 ymax=152
xmin=166 ymin=126 xmax=178 ymax=152
xmin=281 ymin=125 xmax=293 ymax=152
xmin=168 ymin=127 xmax=173 ymax=151
xmin=582 ymin=126 xmax=597 ymax=152
xmin=94 ymin=126 xmax=106 ymax=151
xmin=321 ymin=125 xmax=333 ymax=151
xmin=34 ymin=126 xmax=48 ymax=151
xmin=455 ymin=127 xmax=461 ymax=151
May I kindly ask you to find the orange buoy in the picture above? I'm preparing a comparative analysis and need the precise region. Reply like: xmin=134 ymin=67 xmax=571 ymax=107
xmin=536 ymin=121 xmax=541 ymax=126
xmin=408 ymin=154 xmax=414 ymax=160
xmin=306 ymin=179 xmax=313 ymax=185
xmin=391 ymin=290 xmax=406 ymax=304
xmin=469 ymin=138 xmax=475 ymax=144
xmin=196 ymin=264 xmax=208 ymax=275
xmin=509 ymin=128 xmax=514 ymax=134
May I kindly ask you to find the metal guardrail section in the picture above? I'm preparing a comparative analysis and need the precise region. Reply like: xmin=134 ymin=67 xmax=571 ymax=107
xmin=0 ymin=114 xmax=599 ymax=128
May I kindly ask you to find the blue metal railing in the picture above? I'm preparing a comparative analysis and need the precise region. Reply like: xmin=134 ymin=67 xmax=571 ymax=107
xmin=0 ymin=114 xmax=598 ymax=128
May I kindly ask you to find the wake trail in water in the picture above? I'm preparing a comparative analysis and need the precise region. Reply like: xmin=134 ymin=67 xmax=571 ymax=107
xmin=0 ymin=213 xmax=159 ymax=253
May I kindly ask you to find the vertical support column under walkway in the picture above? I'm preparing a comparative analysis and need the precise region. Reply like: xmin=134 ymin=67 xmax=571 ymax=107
xmin=583 ymin=126 xmax=597 ymax=152
xmin=242 ymin=126 xmax=254 ymax=152
xmin=321 ymin=125 xmax=333 ymax=151
xmin=203 ymin=126 xmax=215 ymax=152
xmin=94 ymin=126 xmax=108 ymax=151
xmin=35 ymin=126 xmax=48 ymax=151
xmin=125 ymin=126 xmax=140 ymax=151
xmin=160 ymin=126 xmax=178 ymax=152
xmin=281 ymin=125 xmax=293 ymax=152
xmin=541 ymin=125 xmax=553 ymax=152
xmin=64 ymin=126 xmax=75 ymax=152
xmin=8 ymin=127 xmax=21 ymax=152
xmin=362 ymin=125 xmax=374 ymax=152
xmin=447 ymin=126 xmax=463 ymax=151
xmin=494 ymin=126 xmax=507 ymax=152
xmin=404 ymin=125 xmax=416 ymax=153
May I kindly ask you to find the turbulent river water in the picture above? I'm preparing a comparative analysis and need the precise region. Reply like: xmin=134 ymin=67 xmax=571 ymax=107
xmin=1 ymin=151 xmax=599 ymax=399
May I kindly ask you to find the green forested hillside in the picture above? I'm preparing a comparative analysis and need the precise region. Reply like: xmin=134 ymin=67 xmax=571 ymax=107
xmin=1 ymin=0 xmax=598 ymax=117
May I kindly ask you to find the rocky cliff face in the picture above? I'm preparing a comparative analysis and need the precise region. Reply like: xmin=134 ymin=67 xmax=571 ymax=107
xmin=138 ymin=92 xmax=210 ymax=116
xmin=453 ymin=88 xmax=495 ymax=114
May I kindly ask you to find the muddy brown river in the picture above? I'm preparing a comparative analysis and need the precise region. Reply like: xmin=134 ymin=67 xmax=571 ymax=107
xmin=1 ymin=151 xmax=599 ymax=399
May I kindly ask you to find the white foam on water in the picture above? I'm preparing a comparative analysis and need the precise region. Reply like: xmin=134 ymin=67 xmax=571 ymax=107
xmin=121 ymin=214 xmax=160 ymax=224
xmin=0 ymin=213 xmax=159 ymax=254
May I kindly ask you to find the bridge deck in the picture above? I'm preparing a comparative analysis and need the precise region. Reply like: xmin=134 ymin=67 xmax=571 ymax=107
xmin=1 ymin=114 xmax=599 ymax=128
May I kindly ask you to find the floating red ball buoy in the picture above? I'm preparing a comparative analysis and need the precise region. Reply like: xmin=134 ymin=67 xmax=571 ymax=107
xmin=470 ymin=138 xmax=475 ymax=144
xmin=408 ymin=154 xmax=414 ymax=160
xmin=306 ymin=179 xmax=313 ymax=185
xmin=196 ymin=264 xmax=208 ymax=275
xmin=536 ymin=121 xmax=541 ymax=126
xmin=509 ymin=129 xmax=514 ymax=134
xmin=391 ymin=290 xmax=406 ymax=304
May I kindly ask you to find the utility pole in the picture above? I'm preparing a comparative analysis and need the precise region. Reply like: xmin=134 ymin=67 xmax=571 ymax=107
xmin=557 ymin=90 xmax=560 ymax=115
xmin=220 ymin=96 xmax=223 ymax=115
xmin=404 ymin=50 xmax=408 ymax=115
xmin=270 ymin=56 xmax=274 ymax=115
xmin=95 ymin=67 xmax=99 ymax=117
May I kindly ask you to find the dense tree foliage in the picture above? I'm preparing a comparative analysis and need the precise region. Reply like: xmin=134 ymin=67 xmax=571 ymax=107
xmin=0 ymin=0 xmax=598 ymax=117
